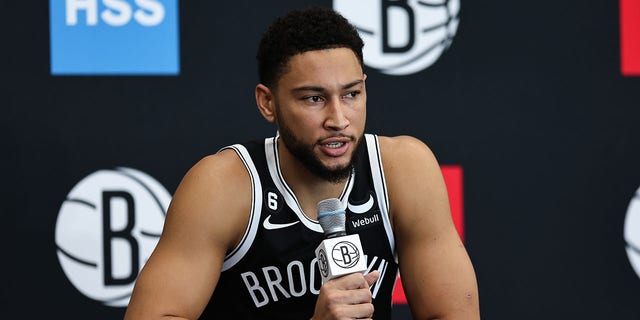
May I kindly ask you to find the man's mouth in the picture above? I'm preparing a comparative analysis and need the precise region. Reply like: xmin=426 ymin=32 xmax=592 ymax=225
xmin=325 ymin=142 xmax=345 ymax=148
xmin=318 ymin=137 xmax=352 ymax=157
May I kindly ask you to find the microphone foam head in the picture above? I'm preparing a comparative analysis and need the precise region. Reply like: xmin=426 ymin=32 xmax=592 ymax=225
xmin=317 ymin=198 xmax=346 ymax=237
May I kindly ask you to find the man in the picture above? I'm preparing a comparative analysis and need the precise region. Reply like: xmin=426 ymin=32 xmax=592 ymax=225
xmin=125 ymin=7 xmax=479 ymax=320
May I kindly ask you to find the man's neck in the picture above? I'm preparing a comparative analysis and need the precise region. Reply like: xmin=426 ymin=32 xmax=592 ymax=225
xmin=277 ymin=139 xmax=348 ymax=219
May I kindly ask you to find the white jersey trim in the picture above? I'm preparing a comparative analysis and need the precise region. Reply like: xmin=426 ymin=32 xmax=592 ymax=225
xmin=365 ymin=134 xmax=397 ymax=261
xmin=220 ymin=144 xmax=263 ymax=271
xmin=218 ymin=136 xmax=394 ymax=268
xmin=265 ymin=136 xmax=354 ymax=233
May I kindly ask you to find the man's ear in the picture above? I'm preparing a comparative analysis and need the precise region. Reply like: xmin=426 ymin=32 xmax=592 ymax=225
xmin=255 ymin=84 xmax=276 ymax=123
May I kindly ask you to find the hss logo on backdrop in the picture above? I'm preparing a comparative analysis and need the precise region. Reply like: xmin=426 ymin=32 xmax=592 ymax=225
xmin=334 ymin=0 xmax=460 ymax=75
xmin=49 ymin=0 xmax=180 ymax=75
xmin=55 ymin=167 xmax=170 ymax=307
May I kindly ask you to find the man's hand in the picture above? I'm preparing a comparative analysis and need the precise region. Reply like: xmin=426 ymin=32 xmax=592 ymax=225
xmin=311 ymin=271 xmax=380 ymax=320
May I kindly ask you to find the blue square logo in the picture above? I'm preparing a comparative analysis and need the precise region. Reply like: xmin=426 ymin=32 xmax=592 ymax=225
xmin=50 ymin=0 xmax=180 ymax=75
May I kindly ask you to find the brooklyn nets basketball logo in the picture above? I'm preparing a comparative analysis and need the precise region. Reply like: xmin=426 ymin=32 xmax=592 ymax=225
xmin=334 ymin=0 xmax=460 ymax=75
xmin=318 ymin=249 xmax=329 ymax=277
xmin=624 ymin=186 xmax=640 ymax=280
xmin=55 ymin=167 xmax=171 ymax=307
xmin=332 ymin=241 xmax=361 ymax=268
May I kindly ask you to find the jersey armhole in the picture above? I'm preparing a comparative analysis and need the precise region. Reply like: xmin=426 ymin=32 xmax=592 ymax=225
xmin=218 ymin=144 xmax=263 ymax=271
xmin=364 ymin=134 xmax=397 ymax=262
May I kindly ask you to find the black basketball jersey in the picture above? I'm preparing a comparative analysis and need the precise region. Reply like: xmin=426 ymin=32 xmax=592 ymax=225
xmin=200 ymin=134 xmax=399 ymax=319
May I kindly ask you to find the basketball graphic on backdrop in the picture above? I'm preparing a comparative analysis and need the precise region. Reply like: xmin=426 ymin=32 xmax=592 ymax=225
xmin=624 ymin=186 xmax=640 ymax=280
xmin=334 ymin=0 xmax=460 ymax=75
xmin=55 ymin=167 xmax=171 ymax=307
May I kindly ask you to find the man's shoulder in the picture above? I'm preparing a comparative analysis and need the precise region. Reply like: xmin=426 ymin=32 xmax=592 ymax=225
xmin=374 ymin=135 xmax=433 ymax=158
xmin=178 ymin=148 xmax=252 ymax=200
xmin=195 ymin=148 xmax=248 ymax=176
xmin=373 ymin=134 xmax=440 ymax=181
xmin=169 ymin=147 xmax=253 ymax=237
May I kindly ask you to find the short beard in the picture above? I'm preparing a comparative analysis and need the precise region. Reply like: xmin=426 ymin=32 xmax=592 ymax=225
xmin=277 ymin=120 xmax=359 ymax=184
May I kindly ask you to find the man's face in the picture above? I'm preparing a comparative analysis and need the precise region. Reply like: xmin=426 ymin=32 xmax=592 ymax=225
xmin=272 ymin=48 xmax=367 ymax=183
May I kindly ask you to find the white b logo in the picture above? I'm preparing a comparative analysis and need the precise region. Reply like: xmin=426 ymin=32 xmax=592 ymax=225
xmin=625 ymin=186 xmax=640 ymax=280
xmin=334 ymin=0 xmax=460 ymax=75
xmin=55 ymin=167 xmax=171 ymax=307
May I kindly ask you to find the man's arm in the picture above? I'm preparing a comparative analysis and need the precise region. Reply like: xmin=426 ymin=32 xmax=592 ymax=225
xmin=124 ymin=149 xmax=251 ymax=320
xmin=381 ymin=136 xmax=480 ymax=319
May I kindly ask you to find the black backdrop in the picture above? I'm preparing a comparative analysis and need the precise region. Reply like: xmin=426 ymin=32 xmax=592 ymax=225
xmin=3 ymin=0 xmax=640 ymax=318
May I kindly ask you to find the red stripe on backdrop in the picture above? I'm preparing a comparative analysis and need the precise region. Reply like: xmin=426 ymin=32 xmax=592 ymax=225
xmin=443 ymin=166 xmax=465 ymax=242
xmin=392 ymin=165 xmax=464 ymax=305
xmin=621 ymin=0 xmax=640 ymax=75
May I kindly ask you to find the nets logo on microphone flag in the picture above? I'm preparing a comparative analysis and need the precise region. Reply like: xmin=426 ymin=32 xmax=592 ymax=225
xmin=621 ymin=0 xmax=640 ymax=76
xmin=49 ymin=0 xmax=180 ymax=75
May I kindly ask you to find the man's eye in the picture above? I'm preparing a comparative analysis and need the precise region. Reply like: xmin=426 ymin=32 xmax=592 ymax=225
xmin=304 ymin=96 xmax=323 ymax=103
xmin=344 ymin=91 xmax=360 ymax=99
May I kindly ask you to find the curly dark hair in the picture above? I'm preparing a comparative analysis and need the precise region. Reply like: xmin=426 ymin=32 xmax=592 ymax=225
xmin=256 ymin=7 xmax=364 ymax=88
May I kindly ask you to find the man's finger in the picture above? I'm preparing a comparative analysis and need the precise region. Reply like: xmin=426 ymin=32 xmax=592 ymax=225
xmin=364 ymin=270 xmax=380 ymax=287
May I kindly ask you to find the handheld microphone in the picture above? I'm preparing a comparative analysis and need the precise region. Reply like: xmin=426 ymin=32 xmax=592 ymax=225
xmin=315 ymin=198 xmax=367 ymax=283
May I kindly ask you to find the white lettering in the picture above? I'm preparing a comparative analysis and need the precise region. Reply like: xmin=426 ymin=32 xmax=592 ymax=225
xmin=66 ymin=0 xmax=98 ymax=26
xmin=371 ymin=259 xmax=388 ymax=299
xmin=101 ymin=0 xmax=132 ymax=26
xmin=286 ymin=261 xmax=306 ymax=297
xmin=241 ymin=272 xmax=269 ymax=308
xmin=267 ymin=192 xmax=278 ymax=211
xmin=240 ymin=256 xmax=386 ymax=307
xmin=262 ymin=266 xmax=291 ymax=302
xmin=309 ymin=258 xmax=320 ymax=295
xmin=351 ymin=214 xmax=380 ymax=228
xmin=65 ymin=0 xmax=166 ymax=27
xmin=134 ymin=0 xmax=165 ymax=26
